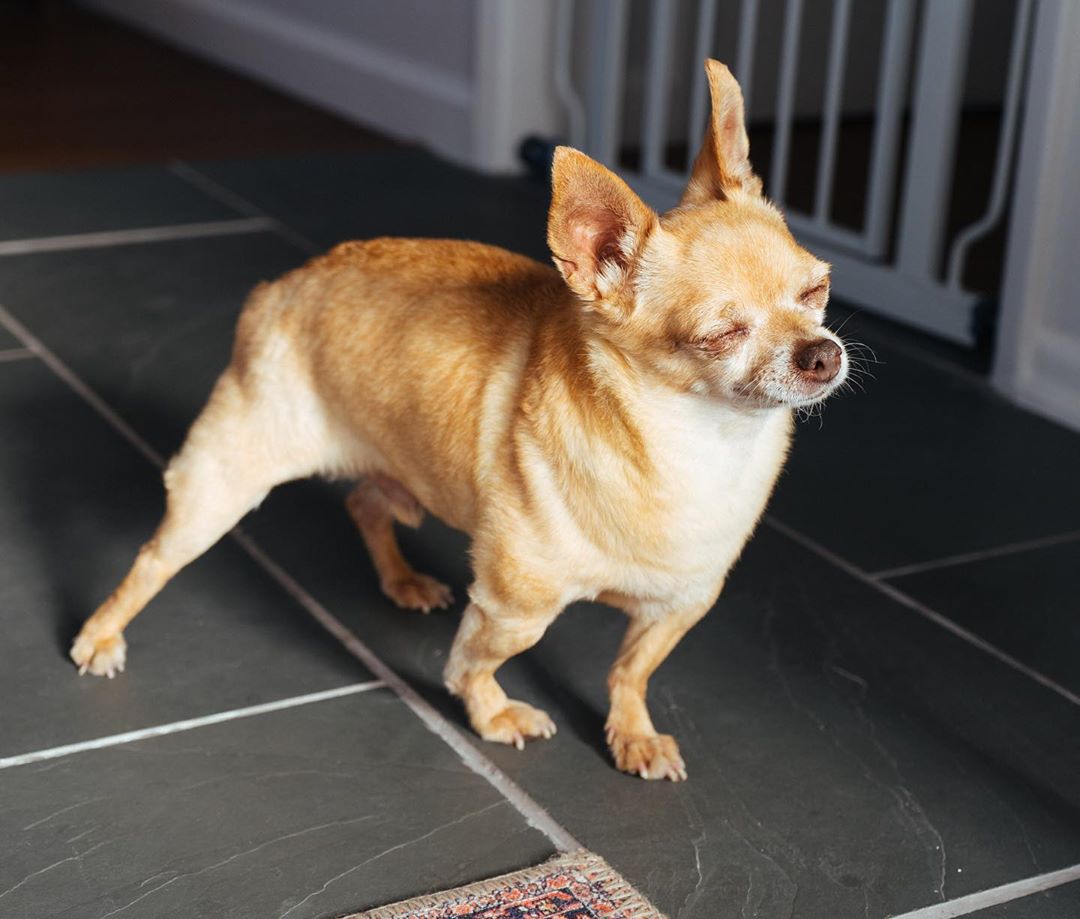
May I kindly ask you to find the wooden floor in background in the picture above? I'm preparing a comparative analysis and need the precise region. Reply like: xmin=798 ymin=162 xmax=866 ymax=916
xmin=0 ymin=0 xmax=396 ymax=173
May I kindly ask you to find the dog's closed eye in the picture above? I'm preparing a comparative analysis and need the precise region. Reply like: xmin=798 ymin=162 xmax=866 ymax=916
xmin=696 ymin=326 xmax=749 ymax=353
xmin=798 ymin=283 xmax=829 ymax=310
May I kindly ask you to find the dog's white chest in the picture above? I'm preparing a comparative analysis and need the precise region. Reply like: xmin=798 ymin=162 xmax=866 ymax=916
xmin=634 ymin=394 xmax=790 ymax=583
xmin=516 ymin=391 xmax=790 ymax=609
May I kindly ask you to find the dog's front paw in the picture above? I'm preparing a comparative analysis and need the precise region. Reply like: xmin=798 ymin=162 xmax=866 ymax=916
xmin=608 ymin=730 xmax=687 ymax=781
xmin=475 ymin=701 xmax=557 ymax=750
xmin=70 ymin=631 xmax=127 ymax=678
xmin=382 ymin=573 xmax=453 ymax=613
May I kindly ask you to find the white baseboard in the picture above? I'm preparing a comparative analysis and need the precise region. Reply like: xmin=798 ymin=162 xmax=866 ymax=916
xmin=1016 ymin=332 xmax=1080 ymax=433
xmin=79 ymin=0 xmax=476 ymax=165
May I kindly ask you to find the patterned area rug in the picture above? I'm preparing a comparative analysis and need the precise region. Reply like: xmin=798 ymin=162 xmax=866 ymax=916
xmin=346 ymin=850 xmax=666 ymax=918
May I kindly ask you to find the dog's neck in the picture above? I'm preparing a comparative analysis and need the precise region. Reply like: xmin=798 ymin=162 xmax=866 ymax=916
xmin=522 ymin=298 xmax=790 ymax=481
xmin=514 ymin=300 xmax=791 ymax=565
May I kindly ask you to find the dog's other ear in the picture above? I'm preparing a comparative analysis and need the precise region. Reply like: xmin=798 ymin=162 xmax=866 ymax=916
xmin=681 ymin=60 xmax=762 ymax=206
xmin=548 ymin=146 xmax=658 ymax=309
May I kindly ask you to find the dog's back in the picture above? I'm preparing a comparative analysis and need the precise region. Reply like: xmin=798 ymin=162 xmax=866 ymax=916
xmin=230 ymin=237 xmax=570 ymax=530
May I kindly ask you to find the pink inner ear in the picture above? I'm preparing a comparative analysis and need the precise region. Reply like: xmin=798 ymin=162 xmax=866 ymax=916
xmin=717 ymin=104 xmax=746 ymax=160
xmin=569 ymin=205 xmax=626 ymax=272
xmin=720 ymin=109 xmax=738 ymax=142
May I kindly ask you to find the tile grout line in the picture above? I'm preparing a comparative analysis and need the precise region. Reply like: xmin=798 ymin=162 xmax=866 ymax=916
xmin=0 ymin=303 xmax=166 ymax=468
xmin=0 ymin=299 xmax=581 ymax=853
xmin=869 ymin=528 xmax=1080 ymax=581
xmin=232 ymin=529 xmax=582 ymax=852
xmin=764 ymin=515 xmax=1080 ymax=708
xmin=0 ymin=347 xmax=37 ymax=363
xmin=0 ymin=682 xmax=385 ymax=770
xmin=0 ymin=218 xmax=275 ymax=257
xmin=887 ymin=862 xmax=1080 ymax=918
xmin=168 ymin=160 xmax=322 ymax=255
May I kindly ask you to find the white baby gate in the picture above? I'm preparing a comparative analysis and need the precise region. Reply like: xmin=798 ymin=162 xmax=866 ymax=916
xmin=554 ymin=0 xmax=1035 ymax=346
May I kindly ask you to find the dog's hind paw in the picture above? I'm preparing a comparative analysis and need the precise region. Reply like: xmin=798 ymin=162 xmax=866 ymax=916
xmin=382 ymin=573 xmax=453 ymax=613
xmin=608 ymin=731 xmax=687 ymax=781
xmin=70 ymin=632 xmax=127 ymax=678
xmin=476 ymin=701 xmax=557 ymax=750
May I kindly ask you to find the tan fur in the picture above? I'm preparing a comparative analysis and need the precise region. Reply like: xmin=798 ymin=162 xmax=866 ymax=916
xmin=71 ymin=61 xmax=849 ymax=781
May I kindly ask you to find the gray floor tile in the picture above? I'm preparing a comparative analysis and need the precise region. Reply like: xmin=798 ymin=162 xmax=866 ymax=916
xmin=887 ymin=541 xmax=1080 ymax=697
xmin=240 ymin=494 xmax=1080 ymax=918
xmin=0 ymin=324 xmax=22 ymax=349
xmin=0 ymin=232 xmax=306 ymax=459
xmin=0 ymin=691 xmax=553 ymax=919
xmin=1 ymin=162 xmax=1078 ymax=918
xmin=186 ymin=150 xmax=553 ymax=261
xmin=0 ymin=165 xmax=240 ymax=241
xmin=770 ymin=327 xmax=1080 ymax=572
xmin=0 ymin=358 xmax=368 ymax=759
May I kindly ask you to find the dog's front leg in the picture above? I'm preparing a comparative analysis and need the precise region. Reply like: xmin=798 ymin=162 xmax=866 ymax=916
xmin=606 ymin=604 xmax=710 ymax=781
xmin=444 ymin=599 xmax=560 ymax=749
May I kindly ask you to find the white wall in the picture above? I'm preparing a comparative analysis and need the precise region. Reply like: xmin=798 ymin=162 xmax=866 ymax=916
xmin=79 ymin=0 xmax=1020 ymax=176
xmin=79 ymin=0 xmax=563 ymax=172
xmin=247 ymin=0 xmax=476 ymax=80
xmin=993 ymin=0 xmax=1080 ymax=433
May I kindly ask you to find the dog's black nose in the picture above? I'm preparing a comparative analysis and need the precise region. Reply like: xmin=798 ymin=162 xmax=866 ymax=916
xmin=795 ymin=339 xmax=842 ymax=382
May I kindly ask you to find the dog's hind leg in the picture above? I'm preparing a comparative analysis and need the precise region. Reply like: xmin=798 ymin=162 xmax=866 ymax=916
xmin=70 ymin=370 xmax=315 ymax=677
xmin=345 ymin=475 xmax=453 ymax=613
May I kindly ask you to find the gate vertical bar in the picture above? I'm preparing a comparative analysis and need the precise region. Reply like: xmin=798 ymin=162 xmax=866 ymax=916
xmin=813 ymin=0 xmax=852 ymax=225
xmin=554 ymin=0 xmax=586 ymax=149
xmin=687 ymin=0 xmax=719 ymax=166
xmin=864 ymin=0 xmax=916 ymax=257
xmin=584 ymin=0 xmax=630 ymax=166
xmin=770 ymin=0 xmax=804 ymax=205
xmin=642 ymin=0 xmax=677 ymax=177
xmin=735 ymin=0 xmax=760 ymax=112
xmin=946 ymin=0 xmax=1034 ymax=289
xmin=895 ymin=0 xmax=973 ymax=278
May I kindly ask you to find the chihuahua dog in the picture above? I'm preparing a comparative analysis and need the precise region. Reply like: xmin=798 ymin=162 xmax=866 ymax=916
xmin=71 ymin=61 xmax=847 ymax=781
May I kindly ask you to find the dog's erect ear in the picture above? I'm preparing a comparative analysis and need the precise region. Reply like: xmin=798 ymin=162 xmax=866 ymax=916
xmin=681 ymin=60 xmax=762 ymax=206
xmin=548 ymin=147 xmax=658 ymax=309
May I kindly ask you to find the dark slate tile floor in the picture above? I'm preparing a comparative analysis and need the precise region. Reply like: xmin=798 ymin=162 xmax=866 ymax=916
xmin=184 ymin=151 xmax=553 ymax=261
xmin=0 ymin=153 xmax=1077 ymax=919
xmin=0 ymin=692 xmax=552 ymax=918
xmin=887 ymin=542 xmax=1080 ymax=699
xmin=0 ymin=165 xmax=239 ymax=241
xmin=0 ymin=358 xmax=367 ymax=757
xmin=240 ymin=502 xmax=1080 ymax=917
xmin=768 ymin=346 xmax=1080 ymax=574
xmin=0 ymin=321 xmax=23 ymax=350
